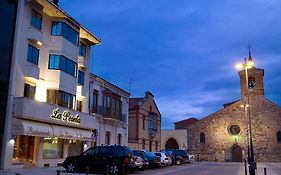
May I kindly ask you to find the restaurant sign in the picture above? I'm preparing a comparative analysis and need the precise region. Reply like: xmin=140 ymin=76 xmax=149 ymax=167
xmin=50 ymin=108 xmax=80 ymax=124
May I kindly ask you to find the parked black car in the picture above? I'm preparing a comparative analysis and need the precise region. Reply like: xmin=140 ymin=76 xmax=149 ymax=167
xmin=132 ymin=150 xmax=161 ymax=168
xmin=160 ymin=149 xmax=189 ymax=165
xmin=63 ymin=145 xmax=135 ymax=175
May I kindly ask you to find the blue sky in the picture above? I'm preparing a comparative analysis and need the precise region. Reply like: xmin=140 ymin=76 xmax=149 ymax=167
xmin=60 ymin=0 xmax=281 ymax=129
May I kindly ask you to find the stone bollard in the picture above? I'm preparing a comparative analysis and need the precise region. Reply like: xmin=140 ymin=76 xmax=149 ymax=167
xmin=56 ymin=170 xmax=60 ymax=175
xmin=106 ymin=165 xmax=110 ymax=175
xmin=85 ymin=167 xmax=90 ymax=175
xmin=264 ymin=167 xmax=267 ymax=175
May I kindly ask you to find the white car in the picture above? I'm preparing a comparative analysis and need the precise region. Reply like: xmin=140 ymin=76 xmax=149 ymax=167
xmin=153 ymin=152 xmax=172 ymax=166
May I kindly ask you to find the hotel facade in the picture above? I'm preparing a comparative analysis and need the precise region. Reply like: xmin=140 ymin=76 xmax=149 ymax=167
xmin=0 ymin=0 xmax=129 ymax=169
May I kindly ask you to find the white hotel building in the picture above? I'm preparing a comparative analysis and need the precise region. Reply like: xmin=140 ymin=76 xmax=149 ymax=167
xmin=0 ymin=0 xmax=129 ymax=169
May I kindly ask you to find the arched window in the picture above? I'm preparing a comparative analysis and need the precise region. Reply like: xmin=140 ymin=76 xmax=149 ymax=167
xmin=200 ymin=132 xmax=205 ymax=143
xmin=277 ymin=131 xmax=281 ymax=143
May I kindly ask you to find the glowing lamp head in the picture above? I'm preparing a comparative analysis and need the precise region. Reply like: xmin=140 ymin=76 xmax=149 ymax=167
xmin=235 ymin=63 xmax=243 ymax=70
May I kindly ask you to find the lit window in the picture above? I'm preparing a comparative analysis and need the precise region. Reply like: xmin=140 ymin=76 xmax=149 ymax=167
xmin=43 ymin=138 xmax=63 ymax=159
xmin=24 ymin=83 xmax=36 ymax=99
xmin=31 ymin=10 xmax=42 ymax=30
xmin=27 ymin=44 xmax=39 ymax=65
xmin=47 ymin=90 xmax=75 ymax=109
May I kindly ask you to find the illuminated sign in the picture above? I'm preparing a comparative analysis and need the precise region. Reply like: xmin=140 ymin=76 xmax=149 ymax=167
xmin=50 ymin=108 xmax=80 ymax=124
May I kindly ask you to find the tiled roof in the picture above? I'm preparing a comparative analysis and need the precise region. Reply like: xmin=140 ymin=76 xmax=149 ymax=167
xmin=129 ymin=98 xmax=144 ymax=109
xmin=174 ymin=117 xmax=199 ymax=125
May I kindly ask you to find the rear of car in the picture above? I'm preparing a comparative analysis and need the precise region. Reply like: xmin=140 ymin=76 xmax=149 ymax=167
xmin=153 ymin=152 xmax=171 ymax=166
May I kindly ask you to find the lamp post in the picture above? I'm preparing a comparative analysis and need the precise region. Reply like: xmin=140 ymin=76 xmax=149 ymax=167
xmin=236 ymin=57 xmax=256 ymax=175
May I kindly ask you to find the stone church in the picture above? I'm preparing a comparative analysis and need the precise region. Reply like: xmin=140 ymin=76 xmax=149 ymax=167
xmin=167 ymin=54 xmax=281 ymax=162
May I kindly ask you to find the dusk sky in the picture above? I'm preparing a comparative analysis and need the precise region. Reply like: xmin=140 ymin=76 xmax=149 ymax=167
xmin=60 ymin=0 xmax=281 ymax=129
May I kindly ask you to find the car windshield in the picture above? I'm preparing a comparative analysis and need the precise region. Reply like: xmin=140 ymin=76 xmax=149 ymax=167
xmin=145 ymin=151 xmax=155 ymax=157
xmin=132 ymin=150 xmax=142 ymax=157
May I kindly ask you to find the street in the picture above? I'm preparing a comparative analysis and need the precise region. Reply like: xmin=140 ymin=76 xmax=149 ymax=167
xmin=1 ymin=162 xmax=281 ymax=175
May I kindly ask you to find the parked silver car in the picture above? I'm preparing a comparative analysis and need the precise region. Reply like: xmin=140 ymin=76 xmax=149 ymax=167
xmin=153 ymin=152 xmax=172 ymax=166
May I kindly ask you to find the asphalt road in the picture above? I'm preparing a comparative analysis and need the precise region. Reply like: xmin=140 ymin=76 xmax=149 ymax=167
xmin=0 ymin=162 xmax=280 ymax=175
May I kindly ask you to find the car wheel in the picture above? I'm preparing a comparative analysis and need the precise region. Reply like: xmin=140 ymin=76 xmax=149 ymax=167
xmin=109 ymin=162 xmax=120 ymax=175
xmin=175 ymin=159 xmax=182 ymax=165
xmin=66 ymin=162 xmax=76 ymax=172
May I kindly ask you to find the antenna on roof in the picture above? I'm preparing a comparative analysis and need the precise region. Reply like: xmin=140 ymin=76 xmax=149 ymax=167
xmin=129 ymin=78 xmax=133 ymax=94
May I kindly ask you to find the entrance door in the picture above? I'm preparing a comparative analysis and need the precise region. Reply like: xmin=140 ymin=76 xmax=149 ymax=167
xmin=165 ymin=138 xmax=179 ymax=149
xmin=232 ymin=145 xmax=242 ymax=162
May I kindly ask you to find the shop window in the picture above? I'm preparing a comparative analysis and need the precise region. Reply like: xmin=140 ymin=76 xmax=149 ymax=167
xmin=200 ymin=132 xmax=205 ymax=143
xmin=24 ymin=83 xmax=36 ymax=99
xmin=67 ymin=140 xmax=83 ymax=157
xmin=277 ymin=131 xmax=281 ymax=143
xmin=43 ymin=138 xmax=63 ymax=159
xmin=117 ymin=134 xmax=122 ymax=145
xmin=13 ymin=135 xmax=35 ymax=162
xmin=31 ymin=10 xmax=42 ymax=30
xmin=105 ymin=131 xmax=110 ymax=145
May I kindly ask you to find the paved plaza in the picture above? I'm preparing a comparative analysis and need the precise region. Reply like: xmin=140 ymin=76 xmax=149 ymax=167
xmin=0 ymin=162 xmax=280 ymax=175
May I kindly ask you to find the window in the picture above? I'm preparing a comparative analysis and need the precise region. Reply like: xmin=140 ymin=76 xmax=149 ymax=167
xmin=103 ymin=95 xmax=110 ymax=113
xmin=277 ymin=131 xmax=281 ymax=143
xmin=27 ymin=44 xmax=39 ymax=65
xmin=48 ymin=54 xmax=77 ymax=77
xmin=92 ymin=90 xmax=98 ymax=113
xmin=117 ymin=134 xmax=122 ymax=145
xmin=142 ymin=139 xmax=145 ymax=150
xmin=148 ymin=114 xmax=157 ymax=130
xmin=229 ymin=125 xmax=241 ymax=135
xmin=31 ymin=10 xmax=42 ymax=30
xmin=78 ymin=70 xmax=84 ymax=85
xmin=79 ymin=43 xmax=86 ymax=56
xmin=200 ymin=132 xmax=205 ymax=143
xmin=76 ymin=100 xmax=82 ymax=112
xmin=43 ymin=138 xmax=63 ymax=159
xmin=143 ymin=116 xmax=145 ymax=129
xmin=105 ymin=132 xmax=110 ymax=145
xmin=24 ymin=83 xmax=36 ymax=99
xmin=47 ymin=90 xmax=75 ymax=109
xmin=51 ymin=21 xmax=79 ymax=45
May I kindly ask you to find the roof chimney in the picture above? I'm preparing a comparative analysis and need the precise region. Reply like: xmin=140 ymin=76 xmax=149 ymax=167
xmin=53 ymin=0 xmax=59 ymax=6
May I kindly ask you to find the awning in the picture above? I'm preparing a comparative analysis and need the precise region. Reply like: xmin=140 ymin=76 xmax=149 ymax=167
xmin=13 ymin=118 xmax=53 ymax=138
xmin=13 ymin=118 xmax=93 ymax=140
xmin=52 ymin=125 xmax=92 ymax=141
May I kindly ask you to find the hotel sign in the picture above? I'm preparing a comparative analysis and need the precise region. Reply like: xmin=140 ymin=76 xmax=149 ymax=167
xmin=50 ymin=108 xmax=80 ymax=124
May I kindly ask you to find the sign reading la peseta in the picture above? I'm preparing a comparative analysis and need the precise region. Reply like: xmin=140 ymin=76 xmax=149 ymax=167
xmin=50 ymin=108 xmax=81 ymax=124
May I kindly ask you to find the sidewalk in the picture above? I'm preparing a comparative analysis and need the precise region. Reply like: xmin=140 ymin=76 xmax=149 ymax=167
xmin=0 ymin=167 xmax=100 ymax=175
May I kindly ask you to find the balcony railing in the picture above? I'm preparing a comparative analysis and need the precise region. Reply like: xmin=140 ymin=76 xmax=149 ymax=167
xmin=148 ymin=128 xmax=157 ymax=137
xmin=92 ymin=105 xmax=127 ymax=122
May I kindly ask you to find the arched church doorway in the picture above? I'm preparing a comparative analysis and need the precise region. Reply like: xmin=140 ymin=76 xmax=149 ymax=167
xmin=232 ymin=145 xmax=242 ymax=162
xmin=165 ymin=138 xmax=179 ymax=149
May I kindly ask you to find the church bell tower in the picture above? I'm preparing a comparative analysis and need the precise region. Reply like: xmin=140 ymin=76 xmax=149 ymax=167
xmin=238 ymin=51 xmax=265 ymax=100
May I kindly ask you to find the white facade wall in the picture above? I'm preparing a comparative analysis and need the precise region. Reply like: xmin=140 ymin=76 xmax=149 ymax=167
xmin=2 ymin=0 xmax=128 ymax=170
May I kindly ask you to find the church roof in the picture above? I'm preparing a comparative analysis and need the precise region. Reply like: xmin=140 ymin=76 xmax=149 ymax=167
xmin=174 ymin=117 xmax=199 ymax=125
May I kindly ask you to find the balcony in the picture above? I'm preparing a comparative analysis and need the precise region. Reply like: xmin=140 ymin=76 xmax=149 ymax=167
xmin=13 ymin=97 xmax=99 ymax=129
xmin=149 ymin=128 xmax=157 ymax=137
xmin=91 ymin=105 xmax=127 ymax=123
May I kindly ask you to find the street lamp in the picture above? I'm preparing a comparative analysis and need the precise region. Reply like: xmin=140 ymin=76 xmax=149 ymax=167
xmin=235 ymin=55 xmax=256 ymax=175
